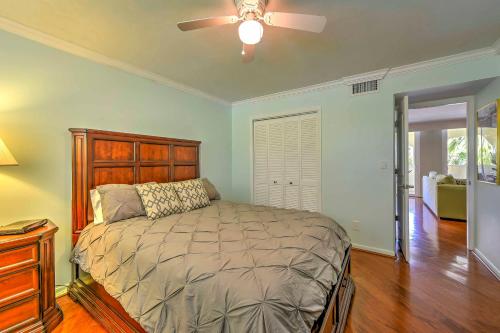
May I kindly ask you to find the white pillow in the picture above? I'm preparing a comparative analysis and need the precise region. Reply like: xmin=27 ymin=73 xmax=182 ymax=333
xmin=429 ymin=171 xmax=438 ymax=179
xmin=90 ymin=189 xmax=104 ymax=225
xmin=435 ymin=174 xmax=446 ymax=183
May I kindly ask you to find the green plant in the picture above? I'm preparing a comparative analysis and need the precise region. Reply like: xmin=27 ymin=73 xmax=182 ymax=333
xmin=477 ymin=134 xmax=496 ymax=166
xmin=448 ymin=136 xmax=467 ymax=166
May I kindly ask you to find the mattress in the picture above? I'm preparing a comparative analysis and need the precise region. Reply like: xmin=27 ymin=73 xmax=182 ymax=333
xmin=71 ymin=200 xmax=350 ymax=333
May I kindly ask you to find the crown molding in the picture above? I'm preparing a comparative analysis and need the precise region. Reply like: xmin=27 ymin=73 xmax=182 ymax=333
xmin=494 ymin=38 xmax=500 ymax=55
xmin=1 ymin=15 xmax=497 ymax=109
xmin=387 ymin=47 xmax=497 ymax=77
xmin=0 ymin=16 xmax=230 ymax=106
xmin=232 ymin=79 xmax=344 ymax=106
xmin=342 ymin=68 xmax=389 ymax=86
xmin=234 ymin=46 xmax=497 ymax=106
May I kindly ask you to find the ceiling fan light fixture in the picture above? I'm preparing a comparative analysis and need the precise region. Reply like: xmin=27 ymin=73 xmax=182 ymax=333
xmin=238 ymin=20 xmax=263 ymax=45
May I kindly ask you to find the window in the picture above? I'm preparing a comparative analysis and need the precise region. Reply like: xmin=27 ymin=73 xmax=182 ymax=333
xmin=447 ymin=129 xmax=467 ymax=179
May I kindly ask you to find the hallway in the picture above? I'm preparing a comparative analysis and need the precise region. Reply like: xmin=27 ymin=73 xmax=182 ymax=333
xmin=345 ymin=197 xmax=500 ymax=332
xmin=408 ymin=196 xmax=468 ymax=265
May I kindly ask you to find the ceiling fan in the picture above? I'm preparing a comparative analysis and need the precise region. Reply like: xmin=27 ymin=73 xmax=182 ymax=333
xmin=177 ymin=0 xmax=327 ymax=63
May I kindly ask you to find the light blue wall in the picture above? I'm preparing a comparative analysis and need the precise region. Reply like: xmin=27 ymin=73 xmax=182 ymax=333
xmin=232 ymin=53 xmax=500 ymax=255
xmin=1 ymin=25 xmax=499 ymax=287
xmin=0 ymin=30 xmax=232 ymax=286
xmin=475 ymin=77 xmax=500 ymax=272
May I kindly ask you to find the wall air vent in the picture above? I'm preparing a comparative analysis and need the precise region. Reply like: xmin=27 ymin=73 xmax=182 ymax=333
xmin=352 ymin=80 xmax=379 ymax=95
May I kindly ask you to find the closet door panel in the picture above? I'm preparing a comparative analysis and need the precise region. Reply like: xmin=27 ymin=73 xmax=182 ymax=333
xmin=284 ymin=185 xmax=300 ymax=209
xmin=284 ymin=119 xmax=300 ymax=186
xmin=253 ymin=122 xmax=269 ymax=205
xmin=300 ymin=114 xmax=321 ymax=212
xmin=268 ymin=121 xmax=284 ymax=185
xmin=301 ymin=186 xmax=320 ymax=212
xmin=254 ymin=184 xmax=269 ymax=206
xmin=268 ymin=120 xmax=284 ymax=207
xmin=269 ymin=185 xmax=284 ymax=208
xmin=284 ymin=117 xmax=300 ymax=209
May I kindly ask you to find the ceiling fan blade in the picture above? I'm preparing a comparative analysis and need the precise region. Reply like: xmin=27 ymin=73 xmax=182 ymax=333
xmin=263 ymin=12 xmax=327 ymax=33
xmin=242 ymin=44 xmax=255 ymax=63
xmin=177 ymin=16 xmax=238 ymax=31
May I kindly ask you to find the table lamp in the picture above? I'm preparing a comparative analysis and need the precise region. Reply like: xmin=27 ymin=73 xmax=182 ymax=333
xmin=0 ymin=137 xmax=18 ymax=166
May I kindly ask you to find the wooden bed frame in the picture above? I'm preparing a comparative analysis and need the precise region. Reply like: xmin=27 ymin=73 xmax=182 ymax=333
xmin=68 ymin=128 xmax=354 ymax=333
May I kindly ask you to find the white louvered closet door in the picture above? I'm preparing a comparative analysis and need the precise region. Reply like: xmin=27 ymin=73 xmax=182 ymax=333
xmin=253 ymin=112 xmax=321 ymax=211
xmin=284 ymin=117 xmax=300 ymax=209
xmin=268 ymin=120 xmax=285 ymax=208
xmin=300 ymin=114 xmax=321 ymax=212
xmin=253 ymin=121 xmax=269 ymax=205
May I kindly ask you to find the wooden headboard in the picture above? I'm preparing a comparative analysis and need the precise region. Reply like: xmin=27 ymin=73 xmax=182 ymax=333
xmin=70 ymin=129 xmax=201 ymax=245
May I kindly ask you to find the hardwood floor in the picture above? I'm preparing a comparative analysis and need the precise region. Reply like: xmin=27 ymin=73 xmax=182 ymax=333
xmin=54 ymin=295 xmax=107 ymax=333
xmin=345 ymin=197 xmax=500 ymax=332
xmin=54 ymin=198 xmax=500 ymax=333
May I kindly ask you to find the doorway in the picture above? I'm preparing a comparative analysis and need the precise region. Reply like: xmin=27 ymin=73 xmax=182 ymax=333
xmin=394 ymin=82 xmax=484 ymax=262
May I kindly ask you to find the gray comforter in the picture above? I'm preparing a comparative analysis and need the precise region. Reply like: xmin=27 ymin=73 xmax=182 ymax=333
xmin=71 ymin=201 xmax=350 ymax=333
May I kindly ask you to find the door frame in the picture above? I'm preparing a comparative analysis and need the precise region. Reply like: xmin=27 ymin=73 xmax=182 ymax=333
xmin=407 ymin=96 xmax=476 ymax=250
xmin=407 ymin=131 xmax=422 ymax=197
xmin=249 ymin=107 xmax=322 ymax=209
xmin=394 ymin=96 xmax=411 ymax=262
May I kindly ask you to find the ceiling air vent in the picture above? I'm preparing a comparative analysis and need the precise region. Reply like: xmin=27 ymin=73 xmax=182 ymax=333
xmin=352 ymin=80 xmax=379 ymax=95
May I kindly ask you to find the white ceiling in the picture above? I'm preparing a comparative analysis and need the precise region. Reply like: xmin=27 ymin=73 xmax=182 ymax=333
xmin=0 ymin=0 xmax=500 ymax=102
xmin=409 ymin=103 xmax=467 ymax=124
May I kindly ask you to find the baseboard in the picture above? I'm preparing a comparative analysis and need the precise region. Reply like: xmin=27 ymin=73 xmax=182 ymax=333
xmin=352 ymin=243 xmax=395 ymax=258
xmin=56 ymin=285 xmax=69 ymax=298
xmin=422 ymin=201 xmax=439 ymax=218
xmin=472 ymin=249 xmax=500 ymax=280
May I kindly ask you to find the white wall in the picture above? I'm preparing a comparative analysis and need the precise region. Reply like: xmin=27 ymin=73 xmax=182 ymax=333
xmin=474 ymin=77 xmax=500 ymax=276
xmin=419 ymin=129 xmax=446 ymax=177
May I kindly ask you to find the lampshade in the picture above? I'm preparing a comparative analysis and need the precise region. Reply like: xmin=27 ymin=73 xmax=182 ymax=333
xmin=0 ymin=137 xmax=18 ymax=166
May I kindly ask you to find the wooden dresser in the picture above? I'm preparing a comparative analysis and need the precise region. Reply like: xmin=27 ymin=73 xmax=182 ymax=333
xmin=0 ymin=221 xmax=63 ymax=332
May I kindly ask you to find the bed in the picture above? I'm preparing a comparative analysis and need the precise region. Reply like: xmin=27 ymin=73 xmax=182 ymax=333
xmin=68 ymin=129 xmax=354 ymax=333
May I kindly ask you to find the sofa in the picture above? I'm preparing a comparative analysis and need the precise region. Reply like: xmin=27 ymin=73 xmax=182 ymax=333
xmin=422 ymin=172 xmax=467 ymax=221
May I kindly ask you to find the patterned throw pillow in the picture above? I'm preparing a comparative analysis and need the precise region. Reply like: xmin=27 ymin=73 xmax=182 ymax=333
xmin=172 ymin=179 xmax=211 ymax=212
xmin=135 ymin=183 xmax=183 ymax=220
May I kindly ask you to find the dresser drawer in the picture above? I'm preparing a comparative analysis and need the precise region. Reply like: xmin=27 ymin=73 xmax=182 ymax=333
xmin=0 ymin=267 xmax=39 ymax=307
xmin=0 ymin=296 xmax=40 ymax=332
xmin=0 ymin=245 xmax=38 ymax=275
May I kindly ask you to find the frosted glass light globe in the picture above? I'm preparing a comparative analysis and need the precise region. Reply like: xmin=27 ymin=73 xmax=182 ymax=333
xmin=238 ymin=20 xmax=264 ymax=45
